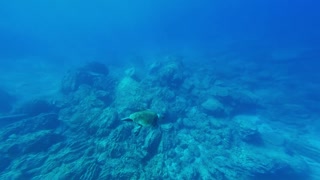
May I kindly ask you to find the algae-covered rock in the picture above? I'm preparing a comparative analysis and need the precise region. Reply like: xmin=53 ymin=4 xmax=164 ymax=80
xmin=3 ymin=130 xmax=64 ymax=157
xmin=223 ymin=144 xmax=310 ymax=180
xmin=115 ymin=77 xmax=149 ymax=113
xmin=60 ymin=61 xmax=112 ymax=94
xmin=201 ymin=97 xmax=226 ymax=117
xmin=215 ymin=89 xmax=260 ymax=115
xmin=61 ymin=70 xmax=94 ymax=93
xmin=148 ymin=56 xmax=186 ymax=88
xmin=79 ymin=162 xmax=102 ymax=180
xmin=233 ymin=115 xmax=263 ymax=145
xmin=183 ymin=107 xmax=210 ymax=129
xmin=87 ymin=108 xmax=119 ymax=137
xmin=0 ymin=113 xmax=60 ymax=142
xmin=142 ymin=130 xmax=162 ymax=160
xmin=125 ymin=67 xmax=141 ymax=81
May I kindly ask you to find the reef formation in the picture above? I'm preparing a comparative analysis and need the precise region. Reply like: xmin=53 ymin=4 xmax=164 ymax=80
xmin=0 ymin=57 xmax=318 ymax=180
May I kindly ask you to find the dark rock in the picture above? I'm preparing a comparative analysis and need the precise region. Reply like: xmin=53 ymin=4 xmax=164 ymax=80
xmin=95 ymin=90 xmax=113 ymax=106
xmin=217 ymin=90 xmax=260 ymax=115
xmin=81 ymin=61 xmax=109 ymax=75
xmin=234 ymin=115 xmax=263 ymax=145
xmin=3 ymin=130 xmax=64 ymax=158
xmin=184 ymin=108 xmax=210 ymax=129
xmin=0 ymin=113 xmax=61 ymax=141
xmin=181 ymin=167 xmax=200 ymax=179
xmin=0 ymin=114 xmax=28 ymax=127
xmin=60 ymin=62 xmax=113 ymax=94
xmin=0 ymin=87 xmax=16 ymax=113
xmin=239 ymin=128 xmax=263 ymax=145
xmin=79 ymin=162 xmax=102 ymax=180
xmin=201 ymin=98 xmax=226 ymax=117
xmin=95 ymin=108 xmax=119 ymax=137
xmin=23 ymin=131 xmax=65 ymax=154
xmin=108 ymin=125 xmax=131 ymax=142
xmin=61 ymin=70 xmax=95 ymax=93
xmin=181 ymin=118 xmax=191 ymax=128
xmin=109 ymin=144 xmax=126 ymax=158
xmin=0 ymin=156 xmax=11 ymax=172
xmin=15 ymin=154 xmax=47 ymax=174
xmin=285 ymin=138 xmax=320 ymax=164
xmin=92 ymin=76 xmax=116 ymax=93
xmin=252 ymin=160 xmax=309 ymax=180
xmin=6 ymin=144 xmax=21 ymax=157
xmin=142 ymin=130 xmax=162 ymax=161
xmin=15 ymin=99 xmax=58 ymax=117
xmin=33 ymin=113 xmax=60 ymax=130
xmin=149 ymin=56 xmax=186 ymax=88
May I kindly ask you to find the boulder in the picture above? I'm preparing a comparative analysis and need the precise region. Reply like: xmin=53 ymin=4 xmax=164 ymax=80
xmin=148 ymin=56 xmax=186 ymax=88
xmin=201 ymin=98 xmax=226 ymax=117
xmin=234 ymin=115 xmax=263 ymax=145
xmin=14 ymin=99 xmax=58 ymax=117
xmin=0 ymin=87 xmax=16 ymax=113
xmin=61 ymin=61 xmax=113 ymax=94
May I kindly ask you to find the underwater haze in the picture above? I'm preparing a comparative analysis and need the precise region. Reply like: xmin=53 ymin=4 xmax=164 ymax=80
xmin=0 ymin=0 xmax=320 ymax=179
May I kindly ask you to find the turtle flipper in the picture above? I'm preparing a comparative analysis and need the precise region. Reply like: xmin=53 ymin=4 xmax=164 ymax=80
xmin=121 ymin=117 xmax=133 ymax=122
xmin=133 ymin=125 xmax=142 ymax=136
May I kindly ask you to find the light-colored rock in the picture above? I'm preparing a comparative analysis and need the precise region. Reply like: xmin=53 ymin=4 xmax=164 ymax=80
xmin=201 ymin=98 xmax=225 ymax=116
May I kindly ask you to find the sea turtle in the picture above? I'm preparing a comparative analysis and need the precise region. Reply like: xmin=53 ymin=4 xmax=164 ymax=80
xmin=121 ymin=110 xmax=160 ymax=136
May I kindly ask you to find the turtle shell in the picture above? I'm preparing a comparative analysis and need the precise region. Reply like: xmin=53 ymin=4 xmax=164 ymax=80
xmin=129 ymin=110 xmax=158 ymax=126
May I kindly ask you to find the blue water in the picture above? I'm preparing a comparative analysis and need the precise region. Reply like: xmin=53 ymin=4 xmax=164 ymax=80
xmin=0 ymin=0 xmax=320 ymax=179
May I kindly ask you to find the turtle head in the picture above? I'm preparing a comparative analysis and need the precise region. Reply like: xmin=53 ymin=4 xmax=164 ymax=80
xmin=152 ymin=113 xmax=164 ymax=127
xmin=157 ymin=113 xmax=164 ymax=121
